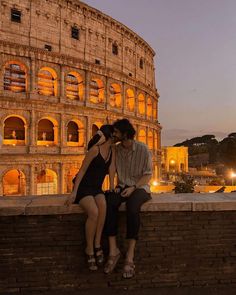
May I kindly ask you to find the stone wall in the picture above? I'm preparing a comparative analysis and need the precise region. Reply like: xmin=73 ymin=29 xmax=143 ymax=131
xmin=1 ymin=193 xmax=236 ymax=293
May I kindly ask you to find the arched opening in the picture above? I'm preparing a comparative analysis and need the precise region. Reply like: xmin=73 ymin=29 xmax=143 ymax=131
xmin=109 ymin=83 xmax=121 ymax=108
xmin=147 ymin=97 xmax=153 ymax=119
xmin=126 ymin=89 xmax=135 ymax=112
xmin=4 ymin=62 xmax=26 ymax=93
xmin=67 ymin=121 xmax=78 ymax=143
xmin=90 ymin=79 xmax=104 ymax=104
xmin=92 ymin=122 xmax=103 ymax=137
xmin=65 ymin=72 xmax=83 ymax=101
xmin=66 ymin=167 xmax=79 ymax=193
xmin=37 ymin=119 xmax=55 ymax=146
xmin=169 ymin=159 xmax=176 ymax=173
xmin=138 ymin=129 xmax=146 ymax=144
xmin=138 ymin=93 xmax=145 ymax=115
xmin=3 ymin=169 xmax=26 ymax=196
xmin=36 ymin=169 xmax=58 ymax=195
xmin=38 ymin=67 xmax=57 ymax=96
xmin=153 ymin=100 xmax=157 ymax=120
xmin=3 ymin=116 xmax=25 ymax=145
xmin=154 ymin=131 xmax=158 ymax=151
xmin=67 ymin=120 xmax=84 ymax=147
xmin=148 ymin=130 xmax=153 ymax=150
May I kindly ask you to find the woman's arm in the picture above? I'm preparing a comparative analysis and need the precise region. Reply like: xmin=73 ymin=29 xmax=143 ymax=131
xmin=69 ymin=146 xmax=99 ymax=203
xmin=108 ymin=146 xmax=116 ymax=190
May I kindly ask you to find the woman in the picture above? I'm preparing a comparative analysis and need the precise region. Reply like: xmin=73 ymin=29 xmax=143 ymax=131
xmin=67 ymin=124 xmax=115 ymax=271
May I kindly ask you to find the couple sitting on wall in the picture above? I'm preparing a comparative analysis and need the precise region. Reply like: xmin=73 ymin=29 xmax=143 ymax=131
xmin=66 ymin=119 xmax=152 ymax=279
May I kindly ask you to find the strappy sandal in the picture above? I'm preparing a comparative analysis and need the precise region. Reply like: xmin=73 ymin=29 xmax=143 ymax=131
xmin=122 ymin=261 xmax=135 ymax=279
xmin=94 ymin=246 xmax=104 ymax=266
xmin=104 ymin=252 xmax=121 ymax=274
xmin=86 ymin=254 xmax=98 ymax=271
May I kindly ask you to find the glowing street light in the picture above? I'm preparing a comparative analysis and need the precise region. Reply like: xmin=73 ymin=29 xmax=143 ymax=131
xmin=231 ymin=172 xmax=236 ymax=186
xmin=152 ymin=180 xmax=158 ymax=186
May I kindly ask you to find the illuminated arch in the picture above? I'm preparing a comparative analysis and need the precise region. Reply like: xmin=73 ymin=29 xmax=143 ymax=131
xmin=4 ymin=61 xmax=27 ymax=93
xmin=138 ymin=129 xmax=146 ymax=144
xmin=89 ymin=78 xmax=104 ymax=104
xmin=154 ymin=130 xmax=158 ymax=150
xmin=147 ymin=97 xmax=153 ymax=118
xmin=126 ymin=88 xmax=135 ymax=112
xmin=138 ymin=93 xmax=145 ymax=115
xmin=148 ymin=130 xmax=153 ymax=150
xmin=3 ymin=116 xmax=26 ymax=146
xmin=2 ymin=169 xmax=26 ymax=196
xmin=38 ymin=67 xmax=57 ymax=96
xmin=36 ymin=169 xmax=58 ymax=195
xmin=37 ymin=118 xmax=58 ymax=146
xmin=66 ymin=167 xmax=79 ymax=193
xmin=153 ymin=100 xmax=157 ymax=120
xmin=65 ymin=71 xmax=83 ymax=101
xmin=109 ymin=83 xmax=122 ymax=108
xmin=92 ymin=122 xmax=103 ymax=136
xmin=67 ymin=119 xmax=84 ymax=147
xmin=169 ymin=158 xmax=177 ymax=172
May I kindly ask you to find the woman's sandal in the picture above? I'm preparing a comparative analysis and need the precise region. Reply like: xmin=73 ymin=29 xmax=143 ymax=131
xmin=94 ymin=246 xmax=104 ymax=266
xmin=86 ymin=254 xmax=98 ymax=271
xmin=104 ymin=252 xmax=121 ymax=274
xmin=122 ymin=261 xmax=135 ymax=279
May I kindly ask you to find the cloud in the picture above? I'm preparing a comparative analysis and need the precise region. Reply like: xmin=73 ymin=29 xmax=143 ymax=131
xmin=162 ymin=129 xmax=228 ymax=146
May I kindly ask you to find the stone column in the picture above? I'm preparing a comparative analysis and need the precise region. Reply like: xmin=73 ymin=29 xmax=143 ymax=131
xmin=30 ymin=164 xmax=35 ymax=195
xmin=60 ymin=65 xmax=65 ymax=102
xmin=29 ymin=110 xmax=36 ymax=147
xmin=86 ymin=116 xmax=91 ymax=147
xmin=122 ymin=82 xmax=125 ymax=114
xmin=60 ymin=163 xmax=65 ymax=194
xmin=60 ymin=114 xmax=65 ymax=148
xmin=104 ymin=76 xmax=109 ymax=110
xmin=84 ymin=70 xmax=90 ymax=106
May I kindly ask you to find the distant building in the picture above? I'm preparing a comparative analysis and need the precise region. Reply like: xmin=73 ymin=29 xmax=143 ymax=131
xmin=161 ymin=147 xmax=188 ymax=181
xmin=188 ymin=167 xmax=218 ymax=185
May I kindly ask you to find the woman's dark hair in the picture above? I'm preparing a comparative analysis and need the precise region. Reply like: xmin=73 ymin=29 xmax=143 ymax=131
xmin=113 ymin=119 xmax=136 ymax=140
xmin=87 ymin=124 xmax=114 ymax=150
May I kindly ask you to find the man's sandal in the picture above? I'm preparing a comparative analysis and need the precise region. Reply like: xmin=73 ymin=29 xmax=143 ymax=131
xmin=122 ymin=261 xmax=135 ymax=279
xmin=86 ymin=254 xmax=98 ymax=271
xmin=94 ymin=246 xmax=104 ymax=266
xmin=104 ymin=252 xmax=121 ymax=274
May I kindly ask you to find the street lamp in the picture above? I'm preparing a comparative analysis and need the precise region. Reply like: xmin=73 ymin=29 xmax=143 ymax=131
xmin=231 ymin=172 xmax=236 ymax=186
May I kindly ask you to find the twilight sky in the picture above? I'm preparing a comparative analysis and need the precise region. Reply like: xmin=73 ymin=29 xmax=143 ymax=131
xmin=84 ymin=0 xmax=236 ymax=146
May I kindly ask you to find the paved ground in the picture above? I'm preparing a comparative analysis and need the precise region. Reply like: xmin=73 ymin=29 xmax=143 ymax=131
xmin=16 ymin=286 xmax=236 ymax=295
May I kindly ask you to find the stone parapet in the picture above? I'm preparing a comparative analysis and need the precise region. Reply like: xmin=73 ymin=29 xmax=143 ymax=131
xmin=1 ymin=193 xmax=236 ymax=216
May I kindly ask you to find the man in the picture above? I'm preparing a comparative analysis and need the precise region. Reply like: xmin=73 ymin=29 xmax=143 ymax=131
xmin=104 ymin=119 xmax=152 ymax=278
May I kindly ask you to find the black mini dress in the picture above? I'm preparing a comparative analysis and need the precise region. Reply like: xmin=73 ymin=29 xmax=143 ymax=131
xmin=74 ymin=148 xmax=112 ymax=204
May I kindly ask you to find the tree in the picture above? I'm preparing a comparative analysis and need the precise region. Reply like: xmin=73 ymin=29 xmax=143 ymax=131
xmin=219 ymin=134 xmax=236 ymax=169
xmin=174 ymin=175 xmax=194 ymax=194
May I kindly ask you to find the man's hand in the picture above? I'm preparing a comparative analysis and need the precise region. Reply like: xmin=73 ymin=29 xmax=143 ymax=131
xmin=121 ymin=186 xmax=135 ymax=198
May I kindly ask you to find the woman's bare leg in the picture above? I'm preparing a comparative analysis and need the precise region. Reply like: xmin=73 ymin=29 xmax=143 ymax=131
xmin=79 ymin=196 xmax=98 ymax=255
xmin=94 ymin=193 xmax=106 ymax=248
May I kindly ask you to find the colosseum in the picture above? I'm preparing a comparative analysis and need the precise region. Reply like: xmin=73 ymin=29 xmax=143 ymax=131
xmin=0 ymin=0 xmax=161 ymax=196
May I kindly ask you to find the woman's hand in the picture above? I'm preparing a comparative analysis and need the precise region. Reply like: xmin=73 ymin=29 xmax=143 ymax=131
xmin=65 ymin=192 xmax=76 ymax=206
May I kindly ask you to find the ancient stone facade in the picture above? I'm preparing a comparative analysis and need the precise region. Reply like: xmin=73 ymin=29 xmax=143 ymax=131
xmin=161 ymin=147 xmax=188 ymax=181
xmin=0 ymin=0 xmax=161 ymax=196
